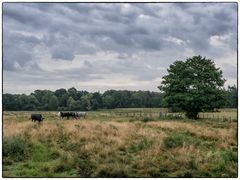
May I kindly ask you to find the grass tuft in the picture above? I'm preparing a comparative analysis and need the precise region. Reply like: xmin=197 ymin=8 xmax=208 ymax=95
xmin=128 ymin=138 xmax=153 ymax=153
xmin=163 ymin=134 xmax=186 ymax=148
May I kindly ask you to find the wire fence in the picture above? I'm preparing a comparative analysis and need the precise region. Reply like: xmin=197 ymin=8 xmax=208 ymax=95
xmin=99 ymin=111 xmax=237 ymax=121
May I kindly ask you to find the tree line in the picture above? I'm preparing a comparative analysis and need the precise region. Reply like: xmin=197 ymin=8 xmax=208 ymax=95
xmin=3 ymin=88 xmax=163 ymax=111
xmin=2 ymin=85 xmax=237 ymax=111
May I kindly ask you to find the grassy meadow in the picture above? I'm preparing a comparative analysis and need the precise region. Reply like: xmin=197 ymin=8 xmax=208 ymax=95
xmin=3 ymin=109 xmax=238 ymax=177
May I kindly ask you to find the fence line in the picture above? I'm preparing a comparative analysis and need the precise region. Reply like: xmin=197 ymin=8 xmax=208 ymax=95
xmin=100 ymin=111 xmax=236 ymax=121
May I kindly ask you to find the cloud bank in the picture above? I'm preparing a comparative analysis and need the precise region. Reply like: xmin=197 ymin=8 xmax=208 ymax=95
xmin=3 ymin=3 xmax=237 ymax=94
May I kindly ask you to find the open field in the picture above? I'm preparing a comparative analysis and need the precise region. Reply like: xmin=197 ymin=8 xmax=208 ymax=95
xmin=3 ymin=109 xmax=237 ymax=177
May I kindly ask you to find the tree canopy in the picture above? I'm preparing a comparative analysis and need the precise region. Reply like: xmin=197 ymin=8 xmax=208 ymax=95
xmin=3 ymin=89 xmax=163 ymax=111
xmin=159 ymin=55 xmax=226 ymax=119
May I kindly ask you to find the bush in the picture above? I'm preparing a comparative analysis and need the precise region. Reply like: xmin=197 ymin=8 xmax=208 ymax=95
xmin=3 ymin=136 xmax=31 ymax=161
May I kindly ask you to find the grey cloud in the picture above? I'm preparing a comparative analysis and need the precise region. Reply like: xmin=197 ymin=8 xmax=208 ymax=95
xmin=174 ymin=3 xmax=191 ymax=9
xmin=214 ymin=10 xmax=233 ymax=22
xmin=3 ymin=3 xmax=237 ymax=93
xmin=222 ymin=63 xmax=237 ymax=79
xmin=3 ymin=58 xmax=16 ymax=71
xmin=6 ymin=3 xmax=230 ymax=60
xmin=3 ymin=3 xmax=51 ymax=29
xmin=138 ymin=37 xmax=162 ymax=50
xmin=3 ymin=30 xmax=41 ymax=70
xmin=51 ymin=47 xmax=75 ymax=60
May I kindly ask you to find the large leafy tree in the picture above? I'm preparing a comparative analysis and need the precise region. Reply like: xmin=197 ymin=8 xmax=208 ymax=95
xmin=159 ymin=55 xmax=226 ymax=119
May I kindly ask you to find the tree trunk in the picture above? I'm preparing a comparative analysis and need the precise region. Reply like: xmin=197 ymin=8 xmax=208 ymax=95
xmin=186 ymin=111 xmax=198 ymax=120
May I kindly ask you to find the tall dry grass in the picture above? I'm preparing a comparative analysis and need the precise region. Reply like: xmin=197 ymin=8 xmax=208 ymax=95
xmin=146 ymin=121 xmax=236 ymax=146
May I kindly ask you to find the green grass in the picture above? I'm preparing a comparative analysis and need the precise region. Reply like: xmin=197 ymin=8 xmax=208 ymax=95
xmin=163 ymin=133 xmax=189 ymax=148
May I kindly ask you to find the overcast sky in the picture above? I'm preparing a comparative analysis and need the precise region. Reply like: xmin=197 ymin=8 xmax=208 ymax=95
xmin=3 ymin=3 xmax=237 ymax=94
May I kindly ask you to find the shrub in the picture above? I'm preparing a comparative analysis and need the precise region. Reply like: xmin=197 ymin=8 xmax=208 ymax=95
xmin=3 ymin=136 xmax=31 ymax=161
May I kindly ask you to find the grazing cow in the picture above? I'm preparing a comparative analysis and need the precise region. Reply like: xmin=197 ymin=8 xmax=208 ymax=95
xmin=75 ymin=112 xmax=87 ymax=118
xmin=69 ymin=112 xmax=77 ymax=119
xmin=58 ymin=112 xmax=77 ymax=119
xmin=30 ymin=114 xmax=44 ymax=123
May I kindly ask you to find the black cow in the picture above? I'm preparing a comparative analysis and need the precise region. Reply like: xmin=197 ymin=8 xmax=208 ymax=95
xmin=29 ymin=114 xmax=44 ymax=123
xmin=58 ymin=112 xmax=76 ymax=119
